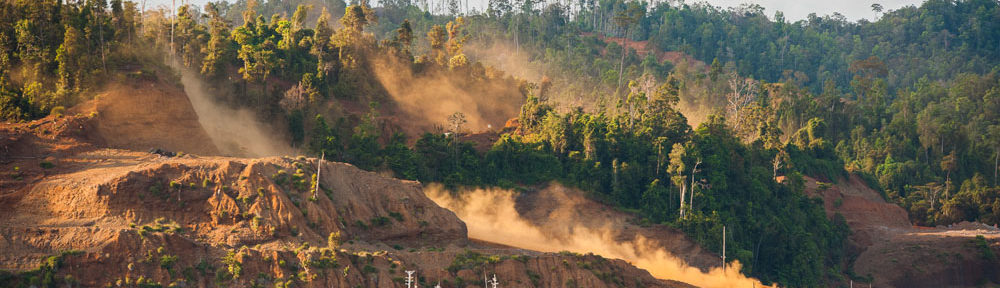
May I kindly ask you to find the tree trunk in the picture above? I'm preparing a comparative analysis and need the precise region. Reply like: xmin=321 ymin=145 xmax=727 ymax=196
xmin=656 ymin=144 xmax=662 ymax=176
xmin=925 ymin=147 xmax=929 ymax=166
xmin=617 ymin=27 xmax=628 ymax=94
xmin=688 ymin=161 xmax=700 ymax=217
xmin=678 ymin=182 xmax=686 ymax=220
xmin=170 ymin=0 xmax=175 ymax=62
xmin=98 ymin=13 xmax=108 ymax=72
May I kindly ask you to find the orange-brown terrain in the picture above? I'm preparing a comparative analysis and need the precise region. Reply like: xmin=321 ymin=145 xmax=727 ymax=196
xmin=581 ymin=33 xmax=705 ymax=69
xmin=804 ymin=175 xmax=1000 ymax=287
xmin=0 ymin=77 xmax=693 ymax=287
xmin=5 ymin=68 xmax=994 ymax=288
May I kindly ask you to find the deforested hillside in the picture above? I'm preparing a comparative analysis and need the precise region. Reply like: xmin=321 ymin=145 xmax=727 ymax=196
xmin=0 ymin=112 xmax=691 ymax=287
xmin=4 ymin=0 xmax=1000 ymax=286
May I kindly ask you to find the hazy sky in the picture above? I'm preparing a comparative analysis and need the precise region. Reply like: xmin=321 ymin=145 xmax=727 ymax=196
xmin=145 ymin=0 xmax=925 ymax=21
xmin=707 ymin=0 xmax=922 ymax=21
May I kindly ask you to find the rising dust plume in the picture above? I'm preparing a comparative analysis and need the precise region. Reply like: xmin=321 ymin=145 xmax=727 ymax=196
xmin=174 ymin=63 xmax=294 ymax=157
xmin=372 ymin=56 xmax=524 ymax=133
xmin=426 ymin=184 xmax=774 ymax=288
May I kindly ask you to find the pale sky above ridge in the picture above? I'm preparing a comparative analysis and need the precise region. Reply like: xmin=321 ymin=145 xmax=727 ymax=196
xmin=145 ymin=0 xmax=924 ymax=22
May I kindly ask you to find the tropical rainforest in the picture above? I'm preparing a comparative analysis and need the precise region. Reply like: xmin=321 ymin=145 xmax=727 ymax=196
xmin=1 ymin=0 xmax=999 ymax=286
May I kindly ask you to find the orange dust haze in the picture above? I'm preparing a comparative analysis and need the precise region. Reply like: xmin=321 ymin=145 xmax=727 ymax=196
xmin=426 ymin=184 xmax=776 ymax=288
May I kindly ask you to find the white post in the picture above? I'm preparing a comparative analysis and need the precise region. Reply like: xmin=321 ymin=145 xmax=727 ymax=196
xmin=314 ymin=152 xmax=324 ymax=199
xmin=722 ymin=225 xmax=726 ymax=272
xmin=406 ymin=270 xmax=415 ymax=288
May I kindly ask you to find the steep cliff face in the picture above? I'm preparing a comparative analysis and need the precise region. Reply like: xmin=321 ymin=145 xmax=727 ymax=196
xmin=92 ymin=81 xmax=220 ymax=156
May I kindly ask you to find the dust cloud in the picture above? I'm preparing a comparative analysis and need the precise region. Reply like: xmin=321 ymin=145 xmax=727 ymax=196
xmin=677 ymin=99 xmax=714 ymax=128
xmin=372 ymin=56 xmax=525 ymax=133
xmin=426 ymin=184 xmax=775 ymax=288
xmin=173 ymin=63 xmax=294 ymax=157
xmin=464 ymin=41 xmax=544 ymax=81
xmin=465 ymin=40 xmax=604 ymax=112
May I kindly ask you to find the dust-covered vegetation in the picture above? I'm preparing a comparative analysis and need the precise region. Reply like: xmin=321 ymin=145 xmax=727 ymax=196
xmin=2 ymin=0 xmax=1000 ymax=286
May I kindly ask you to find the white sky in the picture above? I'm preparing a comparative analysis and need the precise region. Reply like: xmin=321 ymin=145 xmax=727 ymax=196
xmin=145 ymin=0 xmax=924 ymax=21
xmin=706 ymin=0 xmax=922 ymax=21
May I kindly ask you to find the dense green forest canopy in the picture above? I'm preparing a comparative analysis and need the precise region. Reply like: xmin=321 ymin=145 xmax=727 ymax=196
xmin=1 ymin=0 xmax=999 ymax=286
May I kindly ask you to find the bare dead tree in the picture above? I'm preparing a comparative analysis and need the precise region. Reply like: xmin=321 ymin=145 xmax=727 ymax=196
xmin=726 ymin=72 xmax=758 ymax=131
xmin=688 ymin=158 xmax=701 ymax=217
xmin=921 ymin=183 xmax=943 ymax=211
xmin=772 ymin=150 xmax=785 ymax=179
xmin=280 ymin=83 xmax=308 ymax=111
xmin=448 ymin=112 xmax=467 ymax=169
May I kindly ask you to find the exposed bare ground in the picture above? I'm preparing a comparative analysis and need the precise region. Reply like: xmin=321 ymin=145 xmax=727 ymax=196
xmin=92 ymin=80 xmax=220 ymax=156
xmin=584 ymin=33 xmax=706 ymax=68
xmin=803 ymin=175 xmax=1000 ymax=287
xmin=0 ymin=78 xmax=693 ymax=287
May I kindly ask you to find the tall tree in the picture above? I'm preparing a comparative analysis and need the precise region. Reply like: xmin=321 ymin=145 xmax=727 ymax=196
xmin=612 ymin=1 xmax=643 ymax=94
xmin=201 ymin=2 xmax=232 ymax=79
xmin=669 ymin=142 xmax=688 ymax=219
xmin=56 ymin=25 xmax=86 ymax=91
xmin=312 ymin=7 xmax=336 ymax=82
xmin=394 ymin=19 xmax=413 ymax=56
xmin=989 ymin=124 xmax=1000 ymax=186
xmin=427 ymin=24 xmax=446 ymax=65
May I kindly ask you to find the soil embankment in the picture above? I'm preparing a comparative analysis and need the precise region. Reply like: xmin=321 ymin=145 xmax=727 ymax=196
xmin=92 ymin=80 xmax=219 ymax=156
xmin=803 ymin=175 xmax=1000 ymax=287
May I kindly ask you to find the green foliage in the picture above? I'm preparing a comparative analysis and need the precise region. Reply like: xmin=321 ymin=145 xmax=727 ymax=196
xmin=370 ymin=216 xmax=390 ymax=227
xmin=361 ymin=264 xmax=377 ymax=274
xmin=272 ymin=170 xmax=289 ymax=185
xmin=974 ymin=235 xmax=996 ymax=262
xmin=328 ymin=231 xmax=341 ymax=248
xmin=159 ymin=255 xmax=178 ymax=270
xmin=222 ymin=250 xmax=242 ymax=279
xmin=388 ymin=211 xmax=404 ymax=222
xmin=447 ymin=250 xmax=504 ymax=273
xmin=4 ymin=1 xmax=1000 ymax=286
xmin=0 ymin=250 xmax=83 ymax=287
xmin=49 ymin=106 xmax=64 ymax=118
